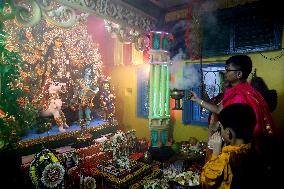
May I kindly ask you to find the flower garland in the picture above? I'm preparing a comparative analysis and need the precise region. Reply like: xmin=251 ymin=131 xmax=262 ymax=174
xmin=41 ymin=163 xmax=65 ymax=188
xmin=143 ymin=179 xmax=169 ymax=189
xmin=162 ymin=166 xmax=180 ymax=181
xmin=101 ymin=139 xmax=112 ymax=152
xmin=80 ymin=175 xmax=96 ymax=189
xmin=173 ymin=171 xmax=200 ymax=186
xmin=59 ymin=150 xmax=79 ymax=169
xmin=29 ymin=148 xmax=65 ymax=189
xmin=179 ymin=140 xmax=207 ymax=158
xmin=112 ymin=130 xmax=130 ymax=170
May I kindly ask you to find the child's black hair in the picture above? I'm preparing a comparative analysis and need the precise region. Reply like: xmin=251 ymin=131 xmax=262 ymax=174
xmin=218 ymin=103 xmax=256 ymax=143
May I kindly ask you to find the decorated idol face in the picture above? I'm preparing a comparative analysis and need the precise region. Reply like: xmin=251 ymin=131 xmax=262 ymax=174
xmin=84 ymin=67 xmax=92 ymax=79
xmin=54 ymin=38 xmax=63 ymax=48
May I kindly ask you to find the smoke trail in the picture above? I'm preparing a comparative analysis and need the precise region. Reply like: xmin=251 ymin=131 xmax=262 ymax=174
xmin=170 ymin=60 xmax=200 ymax=90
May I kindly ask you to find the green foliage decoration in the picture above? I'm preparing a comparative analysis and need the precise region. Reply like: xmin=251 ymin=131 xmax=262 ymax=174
xmin=0 ymin=22 xmax=40 ymax=150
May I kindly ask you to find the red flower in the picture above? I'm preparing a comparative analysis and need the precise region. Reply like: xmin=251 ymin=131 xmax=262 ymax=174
xmin=20 ymin=71 xmax=28 ymax=78
xmin=16 ymin=97 xmax=26 ymax=107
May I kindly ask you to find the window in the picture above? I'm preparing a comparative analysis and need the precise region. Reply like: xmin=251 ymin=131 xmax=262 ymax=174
xmin=182 ymin=63 xmax=225 ymax=126
xmin=202 ymin=2 xmax=282 ymax=57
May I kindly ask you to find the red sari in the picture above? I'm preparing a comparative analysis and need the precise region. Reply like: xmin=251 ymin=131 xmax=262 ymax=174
xmin=222 ymin=82 xmax=274 ymax=138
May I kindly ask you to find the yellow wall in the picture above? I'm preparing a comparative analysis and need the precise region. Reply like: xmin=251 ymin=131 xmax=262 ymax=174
xmin=109 ymin=31 xmax=284 ymax=143
xmin=249 ymin=52 xmax=284 ymax=136
xmin=109 ymin=65 xmax=151 ymax=140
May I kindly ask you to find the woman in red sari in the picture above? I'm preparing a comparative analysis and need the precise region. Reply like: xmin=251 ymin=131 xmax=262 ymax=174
xmin=191 ymin=55 xmax=278 ymax=165
xmin=191 ymin=55 xmax=282 ymax=184
xmin=191 ymin=55 xmax=275 ymax=140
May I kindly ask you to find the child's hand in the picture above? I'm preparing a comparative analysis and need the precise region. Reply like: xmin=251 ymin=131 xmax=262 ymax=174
xmin=209 ymin=132 xmax=222 ymax=156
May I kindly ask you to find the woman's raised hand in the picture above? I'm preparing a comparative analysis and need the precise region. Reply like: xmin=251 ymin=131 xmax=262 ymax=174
xmin=189 ymin=91 xmax=200 ymax=102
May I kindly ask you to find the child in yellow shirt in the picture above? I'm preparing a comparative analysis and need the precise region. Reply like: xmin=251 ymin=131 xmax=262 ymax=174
xmin=201 ymin=103 xmax=259 ymax=189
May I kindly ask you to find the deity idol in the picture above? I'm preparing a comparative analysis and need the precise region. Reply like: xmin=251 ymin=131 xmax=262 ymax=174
xmin=44 ymin=37 xmax=74 ymax=108
xmin=77 ymin=66 xmax=99 ymax=125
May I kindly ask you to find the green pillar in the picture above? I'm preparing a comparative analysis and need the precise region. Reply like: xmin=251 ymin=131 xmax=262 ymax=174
xmin=148 ymin=31 xmax=173 ymax=147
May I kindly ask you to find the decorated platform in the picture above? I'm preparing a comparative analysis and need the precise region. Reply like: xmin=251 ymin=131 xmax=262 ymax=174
xmin=19 ymin=119 xmax=106 ymax=146
xmin=94 ymin=161 xmax=162 ymax=189
xmin=17 ymin=119 xmax=117 ymax=156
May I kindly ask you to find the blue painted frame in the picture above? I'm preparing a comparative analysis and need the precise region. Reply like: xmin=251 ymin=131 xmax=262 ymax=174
xmin=136 ymin=68 xmax=149 ymax=118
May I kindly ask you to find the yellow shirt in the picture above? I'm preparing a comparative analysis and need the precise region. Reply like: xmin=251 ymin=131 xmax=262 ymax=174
xmin=201 ymin=144 xmax=251 ymax=189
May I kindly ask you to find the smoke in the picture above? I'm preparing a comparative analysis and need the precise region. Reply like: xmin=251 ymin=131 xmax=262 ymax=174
xmin=172 ymin=20 xmax=186 ymax=31
xmin=199 ymin=1 xmax=220 ymax=13
xmin=170 ymin=60 xmax=200 ymax=90
xmin=167 ymin=0 xmax=222 ymax=90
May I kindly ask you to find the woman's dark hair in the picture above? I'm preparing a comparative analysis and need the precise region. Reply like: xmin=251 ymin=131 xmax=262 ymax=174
xmin=218 ymin=103 xmax=256 ymax=143
xmin=226 ymin=55 xmax=252 ymax=80
xmin=250 ymin=76 xmax=278 ymax=112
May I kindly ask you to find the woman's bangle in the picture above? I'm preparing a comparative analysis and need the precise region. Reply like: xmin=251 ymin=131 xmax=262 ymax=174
xmin=200 ymin=100 xmax=204 ymax=106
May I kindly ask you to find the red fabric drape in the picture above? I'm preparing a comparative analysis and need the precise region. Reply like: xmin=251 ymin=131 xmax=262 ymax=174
xmin=123 ymin=44 xmax=132 ymax=65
